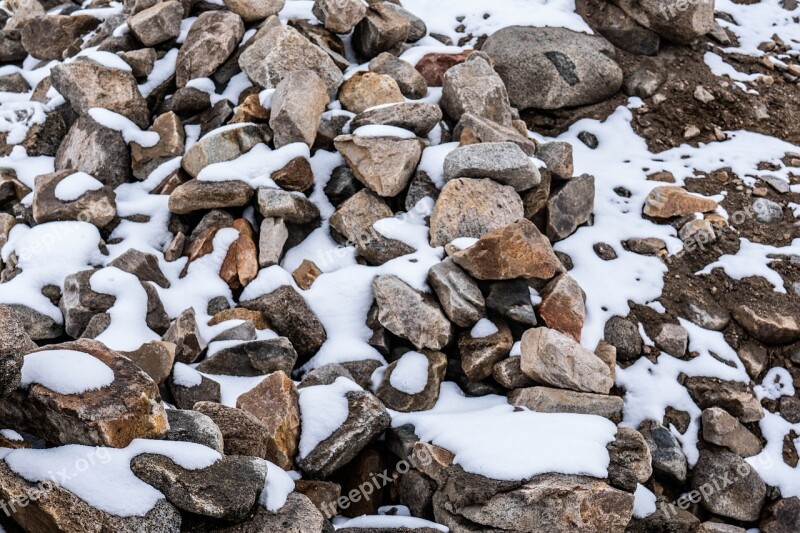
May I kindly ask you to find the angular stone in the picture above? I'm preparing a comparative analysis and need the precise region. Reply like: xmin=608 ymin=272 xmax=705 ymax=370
xmin=643 ymin=186 xmax=718 ymax=218
xmin=537 ymin=142 xmax=574 ymax=180
xmin=131 ymin=111 xmax=185 ymax=181
xmin=351 ymin=101 xmax=442 ymax=137
xmin=168 ymin=180 xmax=254 ymax=214
xmin=236 ymin=371 xmax=301 ymax=470
xmin=270 ymin=70 xmax=330 ymax=148
xmin=168 ymin=372 xmax=221 ymax=409
xmin=415 ymin=51 xmax=470 ymax=87
xmin=653 ymin=322 xmax=688 ymax=357
xmin=329 ymin=189 xmax=414 ymax=265
xmin=239 ymin=25 xmax=343 ymax=99
xmin=352 ymin=2 xmax=410 ymax=59
xmin=176 ymin=11 xmax=244 ymax=87
xmin=163 ymin=307 xmax=206 ymax=364
xmin=293 ymin=259 xmax=323 ymax=290
xmin=218 ymin=218 xmax=259 ymax=290
xmin=373 ymin=275 xmax=454 ymax=351
xmin=482 ymin=26 xmax=623 ymax=110
xmin=0 ymin=339 xmax=168 ymax=447
xmin=32 ymin=170 xmax=116 ymax=228
xmin=256 ymin=187 xmax=320 ymax=224
xmin=732 ymin=304 xmax=800 ymax=345
xmin=539 ymin=273 xmax=585 ymax=342
xmin=272 ymin=156 xmax=315 ymax=192
xmin=118 ymin=48 xmax=157 ymax=77
xmin=182 ymin=123 xmax=270 ymax=178
xmin=452 ymin=219 xmax=562 ymax=281
xmin=259 ymin=217 xmax=288 ymax=268
xmin=508 ymin=386 xmax=624 ymax=422
xmin=761 ymin=498 xmax=800 ymax=533
xmin=521 ymin=327 xmax=613 ymax=394
xmin=51 ymin=59 xmax=149 ymax=128
xmin=444 ymin=142 xmax=540 ymax=192
xmin=460 ymin=318 xmax=513 ymax=381
xmin=454 ymin=112 xmax=538 ymax=156
xmin=576 ymin=0 xmax=660 ymax=56
xmin=313 ymin=0 xmax=366 ymax=34
xmin=0 ymin=30 xmax=26 ymax=63
xmin=427 ymin=257 xmax=485 ymax=328
xmin=429 ymin=178 xmax=523 ymax=247
xmin=493 ymin=357 xmax=536 ymax=389
xmin=193 ymin=401 xmax=270 ymax=458
xmin=212 ymin=493 xmax=327 ymax=532
xmin=702 ymin=407 xmax=763 ymax=457
xmin=685 ymin=376 xmax=764 ymax=423
xmin=376 ymin=350 xmax=447 ymax=412
xmin=197 ymin=338 xmax=297 ymax=377
xmin=338 ymin=71 xmax=405 ymax=114
xmin=55 ymin=115 xmax=131 ymax=188
xmin=604 ymin=316 xmax=643 ymax=361
xmin=691 ymin=449 xmax=766 ymax=521
xmin=369 ymin=52 xmax=427 ymax=99
xmin=612 ymin=0 xmax=714 ymax=43
xmin=0 ymin=305 xmax=36 ymax=396
xmin=131 ymin=454 xmax=267 ymax=521
xmin=547 ymin=174 xmax=595 ymax=241
xmin=164 ymin=409 xmax=224 ymax=452
xmin=607 ymin=428 xmax=652 ymax=492
xmin=128 ymin=1 xmax=182 ymax=46
xmin=294 ymin=479 xmax=341 ymax=519
xmin=334 ymin=134 xmax=424 ymax=197
xmin=638 ymin=420 xmax=687 ymax=483
xmin=21 ymin=15 xmax=100 ymax=60
xmin=486 ymin=280 xmax=537 ymax=326
xmin=441 ymin=52 xmax=513 ymax=125
xmin=122 ymin=341 xmax=176 ymax=385
xmin=225 ymin=0 xmax=285 ymax=22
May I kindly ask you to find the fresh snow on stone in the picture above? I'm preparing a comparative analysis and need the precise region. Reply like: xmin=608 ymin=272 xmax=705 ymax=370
xmin=20 ymin=349 xmax=114 ymax=395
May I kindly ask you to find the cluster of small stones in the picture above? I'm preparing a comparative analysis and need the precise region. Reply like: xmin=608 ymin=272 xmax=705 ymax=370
xmin=0 ymin=0 xmax=798 ymax=532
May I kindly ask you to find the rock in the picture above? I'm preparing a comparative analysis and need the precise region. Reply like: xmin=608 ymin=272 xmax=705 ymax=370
xmin=508 ymin=386 xmax=623 ymax=421
xmin=196 ymin=338 xmax=298 ymax=377
xmin=539 ymin=273 xmax=585 ymax=342
xmin=259 ymin=217 xmax=288 ymax=268
xmin=536 ymin=141 xmax=574 ymax=180
xmin=32 ymin=170 xmax=116 ymax=228
xmin=313 ymin=0 xmax=366 ymax=33
xmin=294 ymin=479 xmax=341 ymax=519
xmin=271 ymin=156 xmax=315 ymax=192
xmin=0 ymin=304 xmax=60 ymax=342
xmin=547 ymin=174 xmax=595 ymax=241
xmin=122 ymin=341 xmax=176 ymax=385
xmin=414 ymin=51 xmax=470 ymax=86
xmin=753 ymin=198 xmax=783 ymax=223
xmin=427 ymin=257 xmax=485 ymax=327
xmin=131 ymin=111 xmax=185 ymax=180
xmin=482 ymin=26 xmax=623 ymax=110
xmin=376 ymin=350 xmax=447 ymax=412
xmin=577 ymin=0 xmax=660 ymax=56
xmin=20 ymin=15 xmax=100 ymax=60
xmin=0 ymin=305 xmax=36 ymax=396
xmin=623 ymin=59 xmax=667 ymax=98
xmin=643 ymin=186 xmax=718 ymax=218
xmin=164 ymin=409 xmax=225 ymax=452
xmin=176 ymin=11 xmax=244 ymax=87
xmin=653 ymin=322 xmax=688 ymax=357
xmin=55 ymin=115 xmax=131 ymax=188
xmin=338 ymin=71 xmax=405 ymax=114
xmin=685 ymin=376 xmax=765 ymax=423
xmin=604 ymin=316 xmax=643 ymax=361
xmin=352 ymin=2 xmax=410 ymax=59
xmin=460 ymin=318 xmax=514 ymax=381
xmin=701 ymin=407 xmax=763 ymax=457
xmin=486 ymin=280 xmax=537 ymax=326
xmin=109 ymin=249 xmax=170 ymax=289
xmin=236 ymin=371 xmax=301 ymax=470
xmin=369 ymin=52 xmax=427 ymax=99
xmin=256 ymin=187 xmax=320 ymax=224
xmin=373 ymin=275 xmax=454 ymax=351
xmin=607 ymin=428 xmax=653 ymax=491
xmin=0 ymin=339 xmax=168 ymax=447
xmin=168 ymin=180 xmax=254 ymax=214
xmin=225 ymin=0 xmax=285 ymax=22
xmin=697 ymin=523 xmax=746 ymax=533
xmin=211 ymin=493 xmax=328 ymax=532
xmin=691 ymin=449 xmax=766 ymax=521
xmin=194 ymin=402 xmax=271 ymax=458
xmin=638 ymin=420 xmax=687 ymax=483
xmin=611 ymin=0 xmax=714 ymax=43
xmin=454 ymin=112 xmax=538 ymax=156
xmin=51 ymin=59 xmax=149 ymax=128
xmin=329 ymin=189 xmax=414 ymax=265
xmin=182 ymin=123 xmax=270 ymax=178
xmin=0 ymin=30 xmax=26 ymax=63
xmin=293 ymin=259 xmax=323 ymax=290
xmin=164 ymin=308 xmax=206 ymax=364
xmin=440 ymin=52 xmax=513 ymax=125
xmin=131 ymin=454 xmax=267 ymax=521
xmin=217 ymin=218 xmax=259 ymax=290
xmin=324 ymin=165 xmax=363 ymax=206
xmin=761 ymin=498 xmax=800 ymax=533
xmin=452 ymin=219 xmax=562 ymax=281
xmin=732 ymin=304 xmax=800 ymax=345
xmin=270 ymin=70 xmax=330 ymax=148
xmin=169 ymin=372 xmax=221 ymax=409
xmin=334 ymin=134 xmax=424 ymax=197
xmin=679 ymin=218 xmax=716 ymax=245
xmin=239 ymin=25 xmax=343 ymax=99
xmin=128 ymin=1 xmax=183 ymax=46
xmin=350 ymin=102 xmax=442 ymax=137
xmin=520 ymin=327 xmax=613 ymax=394
xmin=429 ymin=178 xmax=524 ymax=247
xmin=241 ymin=285 xmax=327 ymax=360
xmin=443 ymin=142 xmax=540 ymax=192
xmin=297 ymin=380 xmax=391 ymax=478
xmin=119 ymin=48 xmax=157 ymax=77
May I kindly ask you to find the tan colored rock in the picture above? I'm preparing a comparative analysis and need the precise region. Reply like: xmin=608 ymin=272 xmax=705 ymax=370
xmin=338 ymin=71 xmax=405 ymax=114
xmin=120 ymin=340 xmax=176 ymax=385
xmin=224 ymin=0 xmax=285 ymax=22
xmin=236 ymin=371 xmax=301 ymax=470
xmin=701 ymin=407 xmax=763 ymax=457
xmin=452 ymin=219 xmax=562 ymax=281
xmin=219 ymin=219 xmax=259 ymax=289
xmin=509 ymin=386 xmax=624 ymax=422
xmin=293 ymin=259 xmax=323 ymax=290
xmin=128 ymin=0 xmax=183 ymax=46
xmin=643 ymin=186 xmax=718 ymax=218
xmin=182 ymin=123 xmax=269 ymax=178
xmin=459 ymin=319 xmax=513 ymax=381
xmin=168 ymin=180 xmax=254 ymax=214
xmin=539 ymin=273 xmax=585 ymax=342
xmin=270 ymin=70 xmax=329 ymax=148
xmin=131 ymin=112 xmax=185 ymax=180
xmin=334 ymin=134 xmax=424 ymax=197
xmin=176 ymin=11 xmax=244 ymax=88
xmin=312 ymin=0 xmax=366 ymax=34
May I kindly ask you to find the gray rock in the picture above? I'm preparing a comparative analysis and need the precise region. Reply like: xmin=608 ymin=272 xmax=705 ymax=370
xmin=578 ymin=0 xmax=660 ymax=56
xmin=176 ymin=11 xmax=244 ymax=87
xmin=509 ymin=386 xmax=624 ymax=421
xmin=639 ymin=420 xmax=687 ymax=483
xmin=164 ymin=409 xmax=225 ymax=452
xmin=32 ymin=170 xmax=116 ymax=228
xmin=684 ymin=376 xmax=765 ymax=423
xmin=427 ymin=257 xmax=485 ymax=328
xmin=108 ymin=249 xmax=170 ymax=288
xmin=256 ymin=187 xmax=320 ymax=225
xmin=0 ymin=305 xmax=37 ymax=395
xmin=193 ymin=401 xmax=270 ymax=458
xmin=521 ymin=327 xmax=613 ymax=394
xmin=239 ymin=25 xmax=343 ymax=99
xmin=128 ymin=1 xmax=183 ymax=46
xmin=454 ymin=113 xmax=538 ymax=156
xmin=182 ymin=123 xmax=270 ymax=178
xmin=444 ymin=142 xmax=540 ymax=192
xmin=212 ymin=493 xmax=328 ymax=532
xmin=607 ymin=428 xmax=652 ymax=492
xmin=118 ymin=48 xmax=157 ymax=77
xmin=168 ymin=373 xmax=221 ymax=409
xmin=55 ymin=115 xmax=131 ymax=188
xmin=225 ymin=0 xmax=285 ymax=22
xmin=701 ymin=407 xmax=763 ymax=457
xmin=536 ymin=141 xmax=573 ymax=180
xmin=373 ymin=275 xmax=454 ymax=351
xmin=761 ymin=497 xmax=800 ymax=533
xmin=163 ymin=307 xmax=206 ymax=364
xmin=482 ymin=26 xmax=623 ymax=110
xmin=623 ymin=59 xmax=667 ymax=98
xmin=334 ymin=134 xmax=424 ymax=197
xmin=369 ymin=52 xmax=428 ymax=99
xmin=691 ymin=449 xmax=766 ymax=521
xmin=196 ymin=338 xmax=298 ymax=377
xmin=753 ymin=198 xmax=784 ymax=223
xmin=441 ymin=52 xmax=513 ymax=125
xmin=131 ymin=454 xmax=267 ymax=521
xmin=611 ymin=0 xmax=715 ymax=43
xmin=604 ymin=316 xmax=643 ymax=361
xmin=324 ymin=165 xmax=362 ymax=207
xmin=653 ymin=322 xmax=688 ymax=357
xmin=429 ymin=178 xmax=523 ymax=247
xmin=0 ymin=30 xmax=26 ymax=63
xmin=350 ymin=102 xmax=442 ymax=137
xmin=270 ymin=70 xmax=330 ymax=148
xmin=493 ymin=357 xmax=536 ymax=389
xmin=376 ymin=350 xmax=447 ymax=412
xmin=486 ymin=280 xmax=537 ymax=326
xmin=352 ymin=2 xmax=410 ymax=59
xmin=21 ymin=15 xmax=100 ymax=61
xmin=546 ymin=173 xmax=595 ymax=241
xmin=168 ymin=180 xmax=255 ymax=214
xmin=313 ymin=0 xmax=366 ymax=34
xmin=259 ymin=217 xmax=288 ymax=268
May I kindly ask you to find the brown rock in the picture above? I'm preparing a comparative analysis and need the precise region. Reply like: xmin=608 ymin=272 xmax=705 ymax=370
xmin=168 ymin=180 xmax=254 ymax=214
xmin=334 ymin=134 xmax=424 ymax=197
xmin=293 ymin=259 xmax=323 ymax=290
xmin=732 ymin=304 xmax=800 ymax=345
xmin=271 ymin=156 xmax=315 ymax=192
xmin=21 ymin=15 xmax=100 ymax=60
xmin=685 ymin=376 xmax=764 ymax=423
xmin=131 ymin=111 xmax=185 ymax=181
xmin=128 ymin=1 xmax=183 ymax=47
xmin=194 ymin=401 xmax=270 ymax=458
xmin=121 ymin=341 xmax=176 ymax=385
xmin=338 ymin=71 xmax=405 ymax=114
xmin=270 ymin=69 xmax=329 ymax=148
xmin=701 ymin=407 xmax=763 ymax=457
xmin=376 ymin=350 xmax=447 ymax=412
xmin=218 ymin=219 xmax=259 ymax=289
xmin=415 ymin=51 xmax=470 ymax=87
xmin=459 ymin=319 xmax=513 ymax=381
xmin=539 ymin=273 xmax=585 ymax=342
xmin=643 ymin=186 xmax=718 ymax=218
xmin=176 ymin=11 xmax=244 ymax=88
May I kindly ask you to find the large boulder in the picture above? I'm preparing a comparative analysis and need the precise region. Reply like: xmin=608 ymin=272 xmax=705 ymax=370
xmin=176 ymin=11 xmax=244 ymax=87
xmin=611 ymin=0 xmax=715 ymax=43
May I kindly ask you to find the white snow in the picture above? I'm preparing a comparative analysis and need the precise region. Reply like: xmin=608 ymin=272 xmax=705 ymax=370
xmin=54 ymin=172 xmax=104 ymax=202
xmin=632 ymin=483 xmax=657 ymax=518
xmin=698 ymin=238 xmax=800 ymax=293
xmin=172 ymin=362 xmax=203 ymax=388
xmin=754 ymin=367 xmax=796 ymax=401
xmin=259 ymin=460 xmax=295 ymax=512
xmin=351 ymin=125 xmax=418 ymax=139
xmin=333 ymin=514 xmax=448 ymax=531
xmin=20 ymin=349 xmax=115 ymax=395
xmin=389 ymin=351 xmax=430 ymax=395
xmin=298 ymin=377 xmax=363 ymax=458
xmin=0 ymin=429 xmax=24 ymax=441
xmin=470 ymin=318 xmax=498 ymax=338
xmin=88 ymin=108 xmax=160 ymax=147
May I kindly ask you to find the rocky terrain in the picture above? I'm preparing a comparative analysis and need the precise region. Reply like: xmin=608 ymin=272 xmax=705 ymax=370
xmin=0 ymin=0 xmax=799 ymax=531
